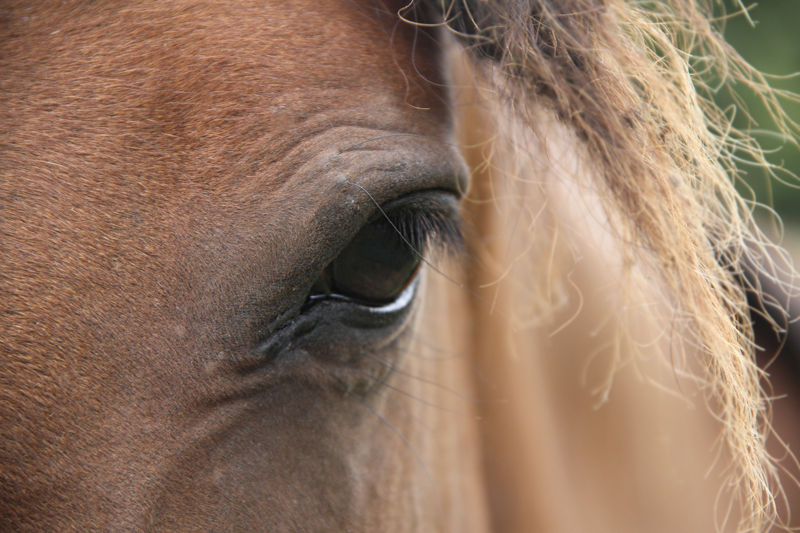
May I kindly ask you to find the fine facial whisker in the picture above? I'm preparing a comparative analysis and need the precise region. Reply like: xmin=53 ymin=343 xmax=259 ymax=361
xmin=409 ymin=336 xmax=464 ymax=355
xmin=338 ymin=366 xmax=437 ymax=432
xmin=345 ymin=360 xmax=473 ymax=418
xmin=358 ymin=347 xmax=484 ymax=403
xmin=407 ymin=336 xmax=496 ymax=389
xmin=336 ymin=377 xmax=448 ymax=533
xmin=401 ymin=347 xmax=463 ymax=361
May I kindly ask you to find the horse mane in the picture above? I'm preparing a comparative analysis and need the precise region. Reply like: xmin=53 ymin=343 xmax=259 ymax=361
xmin=415 ymin=0 xmax=799 ymax=530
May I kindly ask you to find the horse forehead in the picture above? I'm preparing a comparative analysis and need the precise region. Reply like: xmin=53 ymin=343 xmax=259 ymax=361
xmin=22 ymin=0 xmax=415 ymax=72
xmin=3 ymin=0 xmax=446 ymax=195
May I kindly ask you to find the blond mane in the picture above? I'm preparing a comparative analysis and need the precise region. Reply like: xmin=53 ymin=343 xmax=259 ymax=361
xmin=417 ymin=0 xmax=800 ymax=530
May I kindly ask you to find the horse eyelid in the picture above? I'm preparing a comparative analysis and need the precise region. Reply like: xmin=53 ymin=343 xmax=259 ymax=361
xmin=375 ymin=194 xmax=466 ymax=261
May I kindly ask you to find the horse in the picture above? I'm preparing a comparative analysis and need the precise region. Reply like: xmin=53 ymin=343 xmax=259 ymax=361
xmin=1 ymin=1 xmax=797 ymax=531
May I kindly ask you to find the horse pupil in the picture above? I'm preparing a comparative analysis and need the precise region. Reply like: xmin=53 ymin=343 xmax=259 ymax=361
xmin=331 ymin=222 xmax=420 ymax=304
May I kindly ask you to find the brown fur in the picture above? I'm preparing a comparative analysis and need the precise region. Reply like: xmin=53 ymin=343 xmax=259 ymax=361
xmin=1 ymin=1 xmax=793 ymax=532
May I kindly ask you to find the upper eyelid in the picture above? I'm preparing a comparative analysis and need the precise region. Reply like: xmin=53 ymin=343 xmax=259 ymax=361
xmin=370 ymin=191 xmax=465 ymax=259
xmin=385 ymin=210 xmax=465 ymax=257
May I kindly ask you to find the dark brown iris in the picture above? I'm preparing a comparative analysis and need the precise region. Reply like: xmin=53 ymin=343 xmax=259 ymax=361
xmin=310 ymin=221 xmax=421 ymax=305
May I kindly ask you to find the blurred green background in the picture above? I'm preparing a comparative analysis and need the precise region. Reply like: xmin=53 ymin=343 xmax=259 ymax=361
xmin=714 ymin=0 xmax=800 ymax=223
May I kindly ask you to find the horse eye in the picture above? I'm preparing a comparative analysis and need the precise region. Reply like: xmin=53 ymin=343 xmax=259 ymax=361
xmin=313 ymin=221 xmax=421 ymax=305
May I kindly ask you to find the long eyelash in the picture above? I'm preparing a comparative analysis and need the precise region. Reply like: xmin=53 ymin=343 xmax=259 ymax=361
xmin=346 ymin=180 xmax=498 ymax=316
xmin=378 ymin=206 xmax=465 ymax=259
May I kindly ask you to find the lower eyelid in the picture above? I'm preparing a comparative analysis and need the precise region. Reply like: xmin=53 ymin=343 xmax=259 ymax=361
xmin=359 ymin=274 xmax=420 ymax=314
xmin=305 ymin=267 xmax=421 ymax=311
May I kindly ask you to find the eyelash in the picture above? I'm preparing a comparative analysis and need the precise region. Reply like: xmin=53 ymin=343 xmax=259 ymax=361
xmin=371 ymin=200 xmax=465 ymax=260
